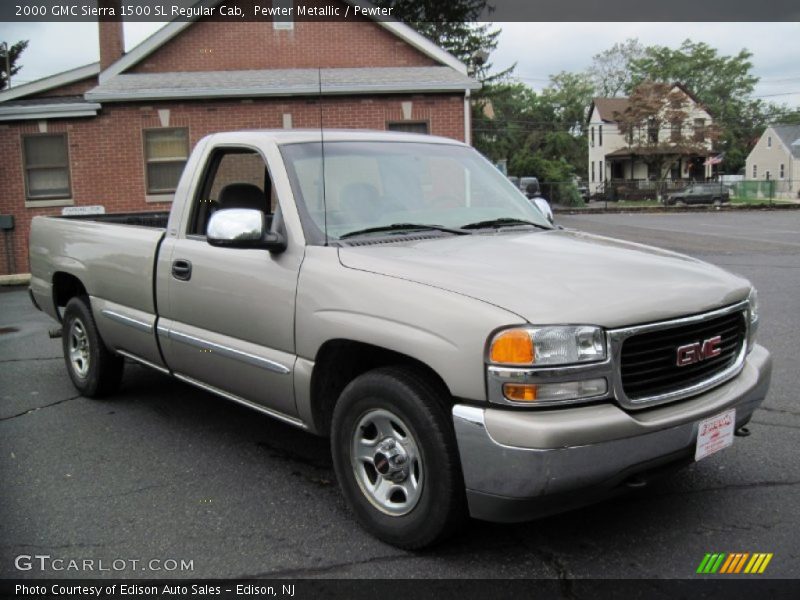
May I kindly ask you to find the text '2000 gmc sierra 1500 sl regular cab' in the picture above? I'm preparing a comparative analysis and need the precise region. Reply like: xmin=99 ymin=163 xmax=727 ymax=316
xmin=29 ymin=130 xmax=772 ymax=549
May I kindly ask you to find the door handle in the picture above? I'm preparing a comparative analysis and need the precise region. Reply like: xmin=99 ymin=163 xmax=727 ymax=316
xmin=171 ymin=259 xmax=192 ymax=281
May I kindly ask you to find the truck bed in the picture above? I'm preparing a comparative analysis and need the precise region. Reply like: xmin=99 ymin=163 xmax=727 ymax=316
xmin=29 ymin=214 xmax=168 ymax=322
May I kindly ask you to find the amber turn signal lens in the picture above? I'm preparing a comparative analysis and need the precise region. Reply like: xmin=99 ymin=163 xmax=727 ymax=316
xmin=490 ymin=329 xmax=534 ymax=365
xmin=503 ymin=383 xmax=538 ymax=402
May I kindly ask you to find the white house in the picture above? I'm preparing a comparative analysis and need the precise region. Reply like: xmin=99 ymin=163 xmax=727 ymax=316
xmin=745 ymin=124 xmax=800 ymax=198
xmin=586 ymin=83 xmax=715 ymax=196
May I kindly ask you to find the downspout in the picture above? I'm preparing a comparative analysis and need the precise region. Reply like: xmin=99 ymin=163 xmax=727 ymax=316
xmin=464 ymin=89 xmax=471 ymax=146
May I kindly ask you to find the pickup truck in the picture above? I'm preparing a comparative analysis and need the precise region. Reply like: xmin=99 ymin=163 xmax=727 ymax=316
xmin=29 ymin=130 xmax=772 ymax=549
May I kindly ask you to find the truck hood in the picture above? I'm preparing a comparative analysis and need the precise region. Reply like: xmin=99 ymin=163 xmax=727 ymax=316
xmin=337 ymin=229 xmax=750 ymax=328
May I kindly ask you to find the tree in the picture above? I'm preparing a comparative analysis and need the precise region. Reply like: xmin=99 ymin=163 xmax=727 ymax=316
xmin=588 ymin=38 xmax=645 ymax=97
xmin=1 ymin=40 xmax=28 ymax=91
xmin=626 ymin=40 xmax=759 ymax=173
xmin=614 ymin=81 xmax=720 ymax=187
xmin=372 ymin=0 xmax=512 ymax=82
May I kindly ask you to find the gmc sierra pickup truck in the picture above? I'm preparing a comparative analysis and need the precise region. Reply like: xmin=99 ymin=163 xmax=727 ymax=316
xmin=29 ymin=130 xmax=772 ymax=549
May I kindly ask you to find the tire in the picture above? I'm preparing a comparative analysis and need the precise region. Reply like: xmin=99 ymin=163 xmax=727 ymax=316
xmin=330 ymin=367 xmax=466 ymax=549
xmin=62 ymin=296 xmax=124 ymax=397
xmin=712 ymin=198 xmax=722 ymax=207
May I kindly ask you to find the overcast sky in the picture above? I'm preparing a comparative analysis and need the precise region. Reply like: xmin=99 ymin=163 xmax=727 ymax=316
xmin=2 ymin=21 xmax=799 ymax=106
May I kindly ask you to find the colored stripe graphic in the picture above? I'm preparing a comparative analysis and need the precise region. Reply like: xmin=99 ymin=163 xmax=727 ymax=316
xmin=720 ymin=554 xmax=736 ymax=574
xmin=701 ymin=552 xmax=773 ymax=575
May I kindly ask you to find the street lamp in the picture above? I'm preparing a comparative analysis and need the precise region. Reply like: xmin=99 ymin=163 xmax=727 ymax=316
xmin=0 ymin=42 xmax=10 ymax=89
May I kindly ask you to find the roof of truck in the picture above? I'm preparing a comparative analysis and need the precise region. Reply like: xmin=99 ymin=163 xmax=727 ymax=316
xmin=201 ymin=129 xmax=468 ymax=146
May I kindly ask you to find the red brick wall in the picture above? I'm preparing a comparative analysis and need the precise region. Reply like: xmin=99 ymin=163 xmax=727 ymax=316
xmin=130 ymin=19 xmax=436 ymax=73
xmin=0 ymin=93 xmax=464 ymax=274
xmin=30 ymin=76 xmax=99 ymax=99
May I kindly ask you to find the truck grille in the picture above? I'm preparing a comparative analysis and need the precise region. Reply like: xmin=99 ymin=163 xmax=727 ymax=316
xmin=620 ymin=310 xmax=746 ymax=401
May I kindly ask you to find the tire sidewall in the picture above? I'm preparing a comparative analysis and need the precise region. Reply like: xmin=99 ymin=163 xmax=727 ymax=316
xmin=331 ymin=371 xmax=459 ymax=547
xmin=62 ymin=298 xmax=103 ymax=396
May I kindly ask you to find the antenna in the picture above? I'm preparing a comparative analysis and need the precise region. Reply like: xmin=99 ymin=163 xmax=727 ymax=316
xmin=318 ymin=66 xmax=329 ymax=246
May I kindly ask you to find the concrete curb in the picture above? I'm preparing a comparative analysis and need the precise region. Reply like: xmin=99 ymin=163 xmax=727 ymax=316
xmin=554 ymin=203 xmax=800 ymax=215
xmin=0 ymin=273 xmax=31 ymax=286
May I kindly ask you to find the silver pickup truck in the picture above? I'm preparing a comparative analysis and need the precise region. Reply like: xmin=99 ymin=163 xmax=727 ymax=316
xmin=29 ymin=130 xmax=771 ymax=549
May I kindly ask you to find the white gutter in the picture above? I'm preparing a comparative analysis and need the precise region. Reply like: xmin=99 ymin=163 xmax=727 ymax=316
xmin=0 ymin=102 xmax=102 ymax=121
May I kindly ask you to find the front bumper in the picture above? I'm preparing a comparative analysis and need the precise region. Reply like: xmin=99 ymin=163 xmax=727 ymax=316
xmin=453 ymin=344 xmax=772 ymax=523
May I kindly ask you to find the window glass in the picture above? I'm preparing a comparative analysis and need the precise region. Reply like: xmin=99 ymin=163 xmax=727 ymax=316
xmin=386 ymin=122 xmax=429 ymax=135
xmin=144 ymin=128 xmax=189 ymax=194
xmin=280 ymin=141 xmax=551 ymax=243
xmin=23 ymin=134 xmax=71 ymax=199
xmin=189 ymin=148 xmax=274 ymax=236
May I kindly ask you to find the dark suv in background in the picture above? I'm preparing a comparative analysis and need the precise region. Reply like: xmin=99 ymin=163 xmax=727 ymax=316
xmin=665 ymin=183 xmax=731 ymax=206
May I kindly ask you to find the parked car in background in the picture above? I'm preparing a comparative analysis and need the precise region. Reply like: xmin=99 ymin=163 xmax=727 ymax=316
xmin=665 ymin=183 xmax=731 ymax=206
xmin=507 ymin=176 xmax=520 ymax=189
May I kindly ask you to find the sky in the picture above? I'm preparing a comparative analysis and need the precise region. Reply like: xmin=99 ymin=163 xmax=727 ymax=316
xmin=2 ymin=21 xmax=799 ymax=107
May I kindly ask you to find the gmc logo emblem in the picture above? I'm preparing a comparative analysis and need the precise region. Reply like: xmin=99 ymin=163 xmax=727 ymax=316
xmin=676 ymin=335 xmax=722 ymax=366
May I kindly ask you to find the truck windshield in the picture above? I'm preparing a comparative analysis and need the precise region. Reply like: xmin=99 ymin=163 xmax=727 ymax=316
xmin=280 ymin=141 xmax=552 ymax=243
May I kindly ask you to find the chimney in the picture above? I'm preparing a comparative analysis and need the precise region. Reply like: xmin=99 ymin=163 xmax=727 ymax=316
xmin=98 ymin=0 xmax=124 ymax=71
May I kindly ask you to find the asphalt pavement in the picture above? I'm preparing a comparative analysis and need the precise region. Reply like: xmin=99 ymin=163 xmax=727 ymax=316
xmin=1 ymin=210 xmax=798 ymax=580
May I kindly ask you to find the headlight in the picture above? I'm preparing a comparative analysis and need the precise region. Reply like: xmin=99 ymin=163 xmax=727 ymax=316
xmin=489 ymin=325 xmax=606 ymax=366
xmin=747 ymin=287 xmax=759 ymax=352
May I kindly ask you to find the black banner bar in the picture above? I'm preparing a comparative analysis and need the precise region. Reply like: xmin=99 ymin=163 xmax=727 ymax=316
xmin=1 ymin=0 xmax=799 ymax=23
xmin=3 ymin=579 xmax=800 ymax=600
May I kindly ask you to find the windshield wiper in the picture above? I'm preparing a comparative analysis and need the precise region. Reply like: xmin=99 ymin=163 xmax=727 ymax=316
xmin=339 ymin=223 xmax=470 ymax=239
xmin=460 ymin=218 xmax=550 ymax=231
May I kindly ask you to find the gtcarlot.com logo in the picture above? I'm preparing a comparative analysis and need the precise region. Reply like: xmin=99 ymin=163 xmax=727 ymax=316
xmin=696 ymin=552 xmax=773 ymax=574
xmin=14 ymin=554 xmax=194 ymax=572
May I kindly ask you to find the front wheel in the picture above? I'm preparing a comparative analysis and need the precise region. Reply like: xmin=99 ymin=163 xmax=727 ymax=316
xmin=62 ymin=297 xmax=124 ymax=397
xmin=331 ymin=367 xmax=466 ymax=549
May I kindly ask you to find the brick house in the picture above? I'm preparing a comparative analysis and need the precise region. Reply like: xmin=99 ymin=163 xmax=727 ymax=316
xmin=0 ymin=1 xmax=479 ymax=276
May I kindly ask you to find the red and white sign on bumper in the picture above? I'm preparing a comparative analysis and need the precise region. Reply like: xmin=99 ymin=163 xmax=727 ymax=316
xmin=695 ymin=409 xmax=736 ymax=461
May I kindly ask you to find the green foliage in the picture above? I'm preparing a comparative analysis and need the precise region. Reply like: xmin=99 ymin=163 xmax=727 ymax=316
xmin=624 ymin=40 xmax=767 ymax=174
xmin=0 ymin=40 xmax=28 ymax=91
xmin=372 ymin=0 xmax=512 ymax=82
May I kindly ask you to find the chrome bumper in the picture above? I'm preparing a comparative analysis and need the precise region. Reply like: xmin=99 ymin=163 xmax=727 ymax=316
xmin=453 ymin=344 xmax=772 ymax=523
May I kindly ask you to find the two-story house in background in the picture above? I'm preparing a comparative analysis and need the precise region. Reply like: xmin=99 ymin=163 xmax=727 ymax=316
xmin=586 ymin=83 xmax=715 ymax=198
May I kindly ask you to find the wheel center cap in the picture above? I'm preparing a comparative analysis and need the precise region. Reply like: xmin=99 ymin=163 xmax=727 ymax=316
xmin=373 ymin=437 xmax=409 ymax=481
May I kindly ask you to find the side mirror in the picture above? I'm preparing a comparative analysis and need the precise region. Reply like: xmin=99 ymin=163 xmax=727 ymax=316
xmin=531 ymin=197 xmax=554 ymax=225
xmin=207 ymin=208 xmax=287 ymax=253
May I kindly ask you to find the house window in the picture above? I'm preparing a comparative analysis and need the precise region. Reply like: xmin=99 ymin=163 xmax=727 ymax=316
xmin=647 ymin=118 xmax=659 ymax=143
xmin=694 ymin=118 xmax=706 ymax=142
xmin=591 ymin=161 xmax=595 ymax=183
xmin=765 ymin=171 xmax=771 ymax=181
xmin=767 ymin=136 xmax=772 ymax=148
xmin=272 ymin=0 xmax=294 ymax=30
xmin=23 ymin=134 xmax=72 ymax=200
xmin=598 ymin=161 xmax=603 ymax=182
xmin=144 ymin=128 xmax=189 ymax=195
xmin=591 ymin=127 xmax=595 ymax=147
xmin=386 ymin=121 xmax=429 ymax=134
xmin=598 ymin=125 xmax=603 ymax=147
xmin=780 ymin=164 xmax=785 ymax=179
xmin=670 ymin=121 xmax=682 ymax=142
xmin=753 ymin=164 xmax=757 ymax=179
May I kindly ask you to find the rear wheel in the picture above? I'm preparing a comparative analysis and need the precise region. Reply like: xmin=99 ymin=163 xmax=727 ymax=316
xmin=62 ymin=297 xmax=124 ymax=397
xmin=331 ymin=367 xmax=465 ymax=549
xmin=712 ymin=197 xmax=722 ymax=207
